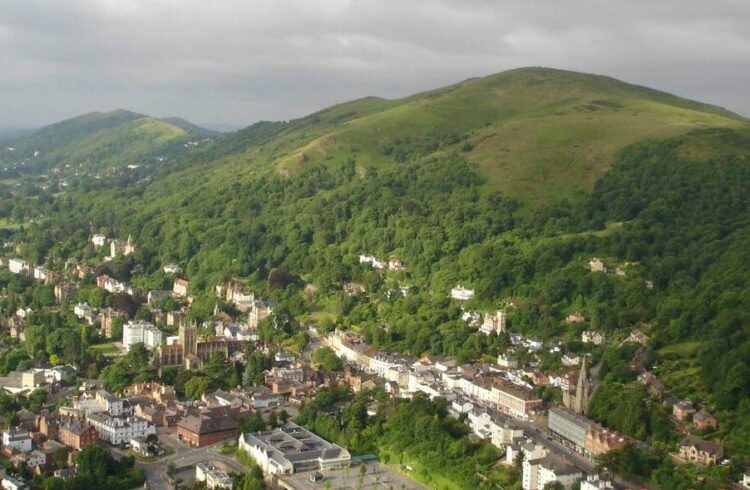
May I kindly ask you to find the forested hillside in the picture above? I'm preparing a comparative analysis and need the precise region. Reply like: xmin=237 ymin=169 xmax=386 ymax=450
xmin=3 ymin=67 xmax=750 ymax=475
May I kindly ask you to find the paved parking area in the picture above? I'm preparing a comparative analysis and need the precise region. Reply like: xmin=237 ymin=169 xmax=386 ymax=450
xmin=280 ymin=462 xmax=424 ymax=490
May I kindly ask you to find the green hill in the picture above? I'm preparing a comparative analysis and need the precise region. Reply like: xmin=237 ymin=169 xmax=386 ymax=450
xmin=0 ymin=109 xmax=203 ymax=174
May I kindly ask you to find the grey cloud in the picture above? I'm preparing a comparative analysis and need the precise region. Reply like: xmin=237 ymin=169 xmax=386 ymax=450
xmin=1 ymin=0 xmax=749 ymax=127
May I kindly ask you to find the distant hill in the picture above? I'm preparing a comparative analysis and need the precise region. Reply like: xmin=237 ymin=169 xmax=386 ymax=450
xmin=159 ymin=117 xmax=218 ymax=137
xmin=0 ymin=127 xmax=35 ymax=145
xmin=0 ymin=109 xmax=205 ymax=174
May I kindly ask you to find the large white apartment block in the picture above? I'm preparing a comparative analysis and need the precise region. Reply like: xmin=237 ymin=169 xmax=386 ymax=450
xmin=123 ymin=320 xmax=163 ymax=351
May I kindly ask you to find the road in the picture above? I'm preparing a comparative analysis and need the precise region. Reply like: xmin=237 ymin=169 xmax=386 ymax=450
xmin=111 ymin=431 xmax=250 ymax=490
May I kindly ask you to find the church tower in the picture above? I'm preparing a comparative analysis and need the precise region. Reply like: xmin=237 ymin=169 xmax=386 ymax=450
xmin=574 ymin=355 xmax=590 ymax=415
xmin=179 ymin=322 xmax=197 ymax=356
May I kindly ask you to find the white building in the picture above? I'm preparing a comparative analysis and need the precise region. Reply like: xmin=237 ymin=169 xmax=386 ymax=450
xmin=1 ymin=476 xmax=27 ymax=490
xmin=87 ymin=413 xmax=155 ymax=445
xmin=196 ymin=462 xmax=233 ymax=489
xmin=450 ymin=285 xmax=475 ymax=301
xmin=74 ymin=302 xmax=94 ymax=319
xmin=562 ymin=354 xmax=581 ymax=366
xmin=239 ymin=422 xmax=351 ymax=475
xmin=122 ymin=320 xmax=163 ymax=351
xmin=2 ymin=428 xmax=32 ymax=452
xmin=91 ymin=234 xmax=107 ymax=247
xmin=497 ymin=354 xmax=518 ymax=368
xmin=581 ymin=475 xmax=614 ymax=490
xmin=163 ymin=263 xmax=182 ymax=274
xmin=33 ymin=266 xmax=49 ymax=281
xmin=523 ymin=454 xmax=582 ymax=490
xmin=8 ymin=258 xmax=26 ymax=275
xmin=581 ymin=331 xmax=606 ymax=345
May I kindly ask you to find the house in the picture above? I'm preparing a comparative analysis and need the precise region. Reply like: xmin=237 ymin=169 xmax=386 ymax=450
xmin=163 ymin=263 xmax=182 ymax=274
xmin=2 ymin=428 xmax=32 ymax=452
xmin=565 ymin=312 xmax=585 ymax=324
xmin=497 ymin=354 xmax=518 ymax=369
xmin=693 ymin=409 xmax=717 ymax=431
xmin=677 ymin=436 xmax=723 ymax=465
xmin=450 ymin=285 xmax=475 ymax=301
xmin=32 ymin=266 xmax=50 ymax=282
xmin=739 ymin=470 xmax=750 ymax=490
xmin=580 ymin=475 xmax=614 ymax=490
xmin=625 ymin=329 xmax=649 ymax=346
xmin=8 ymin=258 xmax=27 ymax=275
xmin=588 ymin=258 xmax=605 ymax=273
xmin=239 ymin=422 xmax=351 ymax=475
xmin=581 ymin=331 xmax=605 ymax=345
xmin=91 ymin=234 xmax=107 ymax=247
xmin=561 ymin=354 xmax=580 ymax=367
xmin=58 ymin=421 xmax=99 ymax=451
xmin=173 ymin=278 xmax=190 ymax=297
xmin=673 ymin=400 xmax=696 ymax=421
xmin=388 ymin=257 xmax=404 ymax=271
xmin=196 ymin=462 xmax=233 ymax=489
xmin=1 ymin=476 xmax=28 ymax=490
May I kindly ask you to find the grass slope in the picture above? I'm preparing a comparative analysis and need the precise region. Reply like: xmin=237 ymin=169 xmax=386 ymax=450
xmin=213 ymin=67 xmax=748 ymax=204
xmin=0 ymin=109 xmax=195 ymax=171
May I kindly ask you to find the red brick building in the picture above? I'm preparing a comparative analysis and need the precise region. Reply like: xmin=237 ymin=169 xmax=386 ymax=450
xmin=177 ymin=407 xmax=248 ymax=447
xmin=59 ymin=421 xmax=99 ymax=450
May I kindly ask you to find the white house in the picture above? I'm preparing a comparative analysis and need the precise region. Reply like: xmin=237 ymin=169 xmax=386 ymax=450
xmin=33 ymin=266 xmax=49 ymax=281
xmin=562 ymin=354 xmax=581 ymax=367
xmin=2 ymin=428 xmax=32 ymax=452
xmin=450 ymin=285 xmax=475 ymax=301
xmin=8 ymin=258 xmax=26 ymax=275
xmin=196 ymin=462 xmax=233 ymax=489
xmin=91 ymin=234 xmax=107 ymax=247
xmin=162 ymin=263 xmax=182 ymax=274
xmin=1 ymin=476 xmax=28 ymax=490
xmin=581 ymin=475 xmax=614 ymax=490
xmin=581 ymin=331 xmax=606 ymax=345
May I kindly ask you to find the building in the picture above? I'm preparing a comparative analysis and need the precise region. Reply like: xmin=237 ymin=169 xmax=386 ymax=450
xmin=480 ymin=310 xmax=506 ymax=335
xmin=239 ymin=422 xmax=351 ymax=475
xmin=589 ymin=258 xmax=605 ymax=273
xmin=8 ymin=258 xmax=27 ymax=275
xmin=196 ymin=462 xmax=233 ymax=489
xmin=122 ymin=320 xmax=163 ymax=351
xmin=673 ymin=400 xmax=696 ymax=421
xmin=581 ymin=331 xmax=605 ymax=345
xmin=677 ymin=436 xmax=723 ymax=466
xmin=109 ymin=235 xmax=135 ymax=258
xmin=86 ymin=414 xmax=154 ymax=445
xmin=163 ymin=264 xmax=182 ymax=274
xmin=491 ymin=380 xmax=543 ymax=420
xmin=693 ymin=409 xmax=717 ymax=430
xmin=450 ymin=285 xmax=475 ymax=301
xmin=59 ymin=421 xmax=99 ymax=450
xmin=91 ymin=234 xmax=107 ymax=247
xmin=173 ymin=278 xmax=190 ymax=297
xmin=523 ymin=454 xmax=582 ymax=490
xmin=1 ymin=476 xmax=28 ymax=490
xmin=54 ymin=282 xmax=77 ymax=303
xmin=177 ymin=407 xmax=247 ymax=447
xmin=548 ymin=407 xmax=590 ymax=450
xmin=580 ymin=475 xmax=614 ymax=490
xmin=625 ymin=329 xmax=649 ymax=346
xmin=2 ymin=428 xmax=32 ymax=452
xmin=584 ymin=425 xmax=632 ymax=457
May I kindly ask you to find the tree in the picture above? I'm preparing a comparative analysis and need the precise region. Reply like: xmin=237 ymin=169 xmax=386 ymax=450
xmin=53 ymin=447 xmax=68 ymax=470
xmin=184 ymin=376 xmax=210 ymax=400
xmin=543 ymin=483 xmax=564 ymax=490
xmin=311 ymin=347 xmax=344 ymax=373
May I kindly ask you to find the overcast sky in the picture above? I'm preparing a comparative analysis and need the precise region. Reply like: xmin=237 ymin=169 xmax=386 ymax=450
xmin=2 ymin=0 xmax=749 ymax=128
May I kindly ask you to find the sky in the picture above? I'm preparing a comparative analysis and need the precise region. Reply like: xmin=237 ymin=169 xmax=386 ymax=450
xmin=2 ymin=0 xmax=750 ymax=129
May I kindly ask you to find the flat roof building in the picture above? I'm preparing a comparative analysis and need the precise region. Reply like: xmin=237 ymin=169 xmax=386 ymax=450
xmin=239 ymin=422 xmax=351 ymax=475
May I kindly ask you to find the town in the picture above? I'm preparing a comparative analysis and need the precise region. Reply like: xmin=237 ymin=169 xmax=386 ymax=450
xmin=0 ymin=232 xmax=739 ymax=490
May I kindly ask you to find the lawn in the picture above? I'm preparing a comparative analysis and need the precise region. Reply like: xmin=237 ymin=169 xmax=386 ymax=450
xmin=88 ymin=342 xmax=119 ymax=354
xmin=657 ymin=341 xmax=701 ymax=357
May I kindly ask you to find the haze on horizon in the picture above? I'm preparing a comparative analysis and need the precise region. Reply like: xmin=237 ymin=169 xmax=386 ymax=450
xmin=2 ymin=0 xmax=749 ymax=129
